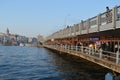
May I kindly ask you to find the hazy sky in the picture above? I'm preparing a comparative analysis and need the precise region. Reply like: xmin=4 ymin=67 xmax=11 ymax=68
xmin=0 ymin=0 xmax=120 ymax=37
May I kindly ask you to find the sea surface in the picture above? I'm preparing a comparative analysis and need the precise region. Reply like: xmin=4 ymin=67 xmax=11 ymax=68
xmin=0 ymin=46 xmax=110 ymax=80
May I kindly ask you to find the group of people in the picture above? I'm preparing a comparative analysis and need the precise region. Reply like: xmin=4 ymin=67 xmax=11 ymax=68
xmin=81 ymin=41 xmax=119 ymax=53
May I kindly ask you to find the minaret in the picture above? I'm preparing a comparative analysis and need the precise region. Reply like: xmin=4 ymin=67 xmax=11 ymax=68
xmin=6 ymin=28 xmax=10 ymax=36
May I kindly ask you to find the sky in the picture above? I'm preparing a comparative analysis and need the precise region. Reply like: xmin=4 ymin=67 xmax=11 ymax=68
xmin=0 ymin=0 xmax=120 ymax=37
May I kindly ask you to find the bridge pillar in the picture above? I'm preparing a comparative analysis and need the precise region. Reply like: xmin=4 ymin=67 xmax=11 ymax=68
xmin=97 ymin=14 xmax=101 ymax=32
xmin=80 ymin=20 xmax=83 ymax=34
xmin=87 ymin=19 xmax=90 ymax=33
xmin=112 ymin=6 xmax=117 ymax=29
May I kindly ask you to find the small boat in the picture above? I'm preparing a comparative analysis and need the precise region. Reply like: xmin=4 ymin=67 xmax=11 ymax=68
xmin=19 ymin=43 xmax=25 ymax=46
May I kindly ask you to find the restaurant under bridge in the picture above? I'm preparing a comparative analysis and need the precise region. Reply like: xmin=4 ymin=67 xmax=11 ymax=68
xmin=44 ymin=5 xmax=120 ymax=74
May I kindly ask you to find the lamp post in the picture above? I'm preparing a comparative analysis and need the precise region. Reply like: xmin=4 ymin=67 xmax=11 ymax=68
xmin=65 ymin=14 xmax=70 ymax=28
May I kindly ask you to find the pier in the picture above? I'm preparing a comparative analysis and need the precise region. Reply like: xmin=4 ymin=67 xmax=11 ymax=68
xmin=44 ymin=5 xmax=120 ymax=73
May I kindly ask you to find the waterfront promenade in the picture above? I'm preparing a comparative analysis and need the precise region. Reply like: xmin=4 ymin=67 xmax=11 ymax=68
xmin=44 ymin=45 xmax=120 ymax=73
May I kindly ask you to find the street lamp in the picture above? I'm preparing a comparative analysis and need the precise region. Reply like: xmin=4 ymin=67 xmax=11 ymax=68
xmin=65 ymin=14 xmax=70 ymax=28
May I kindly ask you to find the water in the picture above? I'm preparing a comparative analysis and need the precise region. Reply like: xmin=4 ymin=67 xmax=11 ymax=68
xmin=0 ymin=46 xmax=110 ymax=80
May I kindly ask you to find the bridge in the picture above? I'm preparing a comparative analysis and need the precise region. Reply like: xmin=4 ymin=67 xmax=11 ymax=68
xmin=44 ymin=5 xmax=120 ymax=73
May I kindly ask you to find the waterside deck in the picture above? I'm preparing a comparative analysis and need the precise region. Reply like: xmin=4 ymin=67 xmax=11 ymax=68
xmin=44 ymin=45 xmax=120 ymax=73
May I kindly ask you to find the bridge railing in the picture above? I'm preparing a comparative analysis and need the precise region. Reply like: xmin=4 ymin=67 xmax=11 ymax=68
xmin=45 ymin=45 xmax=120 ymax=64
xmin=88 ymin=16 xmax=98 ymax=33
xmin=45 ymin=5 xmax=120 ymax=40
xmin=117 ymin=6 xmax=120 ymax=20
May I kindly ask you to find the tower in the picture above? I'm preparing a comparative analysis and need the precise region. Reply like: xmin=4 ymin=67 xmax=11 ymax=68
xmin=6 ymin=28 xmax=10 ymax=35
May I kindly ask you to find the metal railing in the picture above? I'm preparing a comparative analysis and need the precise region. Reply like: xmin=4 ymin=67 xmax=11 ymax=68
xmin=117 ymin=6 xmax=120 ymax=20
xmin=45 ymin=45 xmax=120 ymax=64
xmin=46 ymin=5 xmax=120 ymax=40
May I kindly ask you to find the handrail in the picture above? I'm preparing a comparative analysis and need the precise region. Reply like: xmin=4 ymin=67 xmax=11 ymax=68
xmin=45 ymin=45 xmax=120 ymax=64
xmin=45 ymin=5 xmax=120 ymax=40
